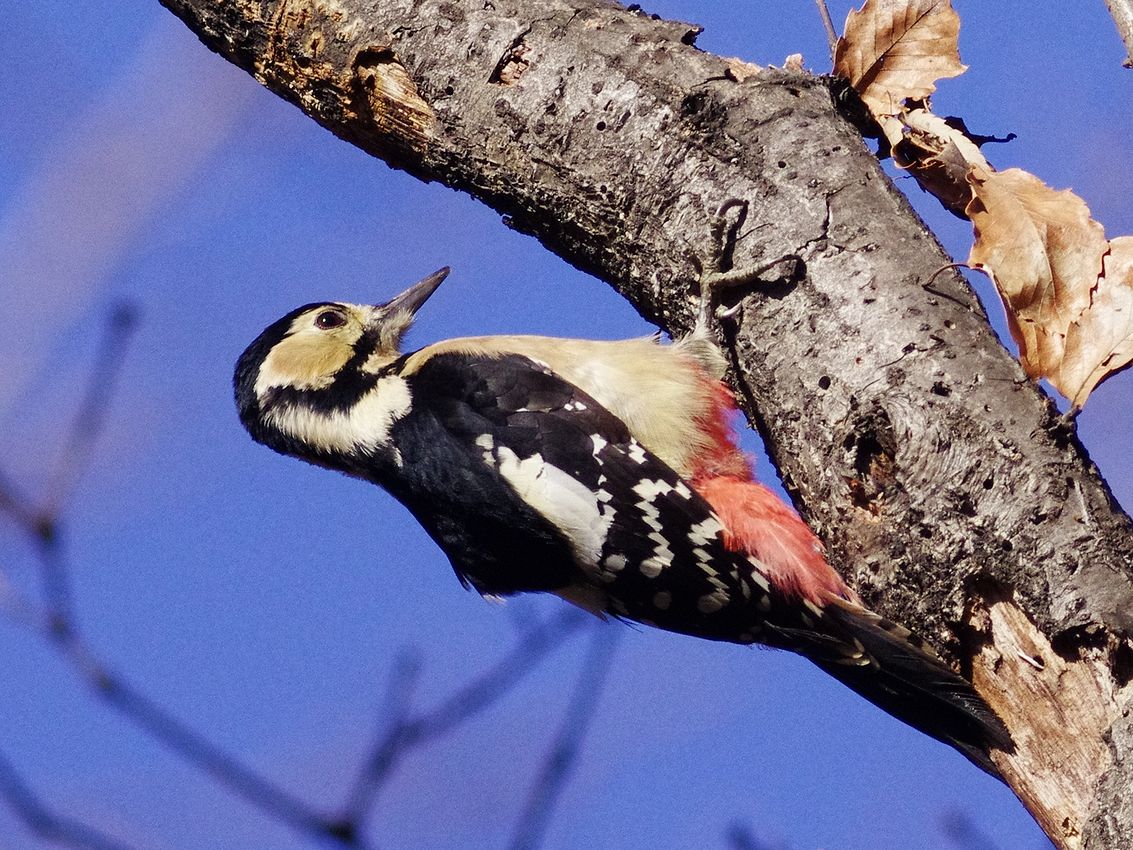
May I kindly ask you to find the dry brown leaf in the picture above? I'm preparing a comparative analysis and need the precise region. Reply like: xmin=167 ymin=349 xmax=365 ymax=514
xmin=967 ymin=168 xmax=1118 ymax=404
xmin=901 ymin=109 xmax=987 ymax=168
xmin=903 ymin=138 xmax=972 ymax=214
xmin=834 ymin=0 xmax=967 ymax=117
xmin=896 ymin=108 xmax=990 ymax=215
xmin=1060 ymin=237 xmax=1133 ymax=405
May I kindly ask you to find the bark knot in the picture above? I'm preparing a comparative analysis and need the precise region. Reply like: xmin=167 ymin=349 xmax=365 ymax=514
xmin=843 ymin=405 xmax=898 ymax=517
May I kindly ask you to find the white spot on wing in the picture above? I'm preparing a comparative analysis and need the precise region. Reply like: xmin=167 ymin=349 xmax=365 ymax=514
xmin=697 ymin=592 xmax=727 ymax=613
xmin=603 ymin=554 xmax=627 ymax=572
xmin=627 ymin=439 xmax=648 ymax=465
xmin=637 ymin=499 xmax=663 ymax=532
xmin=747 ymin=562 xmax=772 ymax=591
xmin=688 ymin=517 xmax=723 ymax=546
xmin=475 ymin=433 xmax=496 ymax=463
xmin=494 ymin=446 xmax=612 ymax=567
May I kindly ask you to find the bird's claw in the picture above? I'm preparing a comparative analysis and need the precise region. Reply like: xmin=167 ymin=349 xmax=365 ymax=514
xmin=695 ymin=198 xmax=803 ymax=331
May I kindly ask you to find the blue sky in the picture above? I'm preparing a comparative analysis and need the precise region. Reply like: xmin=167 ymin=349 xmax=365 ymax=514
xmin=2 ymin=2 xmax=1129 ymax=848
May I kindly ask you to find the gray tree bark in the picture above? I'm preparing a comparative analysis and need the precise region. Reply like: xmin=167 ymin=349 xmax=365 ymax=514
xmin=1104 ymin=0 xmax=1133 ymax=66
xmin=157 ymin=1 xmax=1133 ymax=847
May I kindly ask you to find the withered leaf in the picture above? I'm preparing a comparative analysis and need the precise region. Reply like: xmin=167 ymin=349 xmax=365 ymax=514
xmin=896 ymin=108 xmax=990 ymax=216
xmin=1061 ymin=237 xmax=1133 ymax=406
xmin=966 ymin=168 xmax=1122 ymax=406
xmin=834 ymin=0 xmax=967 ymax=118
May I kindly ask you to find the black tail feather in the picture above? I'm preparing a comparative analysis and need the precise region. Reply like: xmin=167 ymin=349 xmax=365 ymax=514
xmin=773 ymin=598 xmax=1013 ymax=778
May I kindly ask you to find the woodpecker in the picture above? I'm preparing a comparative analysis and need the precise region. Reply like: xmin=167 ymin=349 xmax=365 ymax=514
xmin=234 ymin=267 xmax=1011 ymax=775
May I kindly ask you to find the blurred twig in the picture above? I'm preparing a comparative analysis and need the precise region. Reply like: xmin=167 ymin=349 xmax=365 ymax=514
xmin=725 ymin=821 xmax=787 ymax=850
xmin=342 ymin=608 xmax=591 ymax=831
xmin=0 ymin=469 xmax=42 ymax=536
xmin=508 ymin=625 xmax=618 ymax=850
xmin=1 ymin=305 xmax=360 ymax=848
xmin=940 ymin=809 xmax=1001 ymax=850
xmin=41 ymin=303 xmax=138 ymax=520
xmin=0 ymin=748 xmax=138 ymax=850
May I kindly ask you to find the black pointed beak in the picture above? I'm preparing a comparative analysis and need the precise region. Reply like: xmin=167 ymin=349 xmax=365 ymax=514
xmin=380 ymin=267 xmax=450 ymax=316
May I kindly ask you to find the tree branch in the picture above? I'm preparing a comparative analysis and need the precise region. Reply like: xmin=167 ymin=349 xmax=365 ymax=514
xmin=1104 ymin=0 xmax=1133 ymax=67
xmin=340 ymin=609 xmax=590 ymax=832
xmin=507 ymin=626 xmax=617 ymax=850
xmin=157 ymin=1 xmax=1133 ymax=847
xmin=0 ymin=748 xmax=138 ymax=850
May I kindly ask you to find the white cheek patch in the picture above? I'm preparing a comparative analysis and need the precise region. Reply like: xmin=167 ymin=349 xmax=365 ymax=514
xmin=267 ymin=377 xmax=412 ymax=459
xmin=492 ymin=446 xmax=611 ymax=567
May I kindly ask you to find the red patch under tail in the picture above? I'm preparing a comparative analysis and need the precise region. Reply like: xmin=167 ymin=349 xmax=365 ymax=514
xmin=688 ymin=377 xmax=856 ymax=605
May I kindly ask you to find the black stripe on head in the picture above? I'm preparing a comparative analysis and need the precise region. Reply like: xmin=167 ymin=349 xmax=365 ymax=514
xmin=265 ymin=333 xmax=410 ymax=417
xmin=234 ymin=302 xmax=334 ymax=433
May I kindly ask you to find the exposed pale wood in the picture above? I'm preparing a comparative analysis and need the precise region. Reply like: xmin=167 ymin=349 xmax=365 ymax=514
xmin=971 ymin=591 xmax=1129 ymax=848
xmin=159 ymin=1 xmax=1133 ymax=846
xmin=1104 ymin=0 xmax=1133 ymax=67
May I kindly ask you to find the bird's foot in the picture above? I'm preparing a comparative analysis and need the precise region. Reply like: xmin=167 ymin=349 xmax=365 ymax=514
xmin=695 ymin=198 xmax=803 ymax=331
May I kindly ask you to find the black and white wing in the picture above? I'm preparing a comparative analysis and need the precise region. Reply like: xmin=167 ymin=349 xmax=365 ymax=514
xmin=393 ymin=350 xmax=773 ymax=641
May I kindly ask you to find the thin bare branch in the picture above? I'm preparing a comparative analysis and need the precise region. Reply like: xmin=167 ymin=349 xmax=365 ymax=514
xmin=36 ymin=529 xmax=77 ymax=632
xmin=6 ymin=542 xmax=369 ymax=848
xmin=0 ymin=297 xmax=606 ymax=850
xmin=99 ymin=668 xmax=364 ymax=847
xmin=0 ymin=304 xmax=367 ymax=849
xmin=338 ymin=650 xmax=422 ymax=825
xmin=814 ymin=0 xmax=839 ymax=61
xmin=507 ymin=625 xmax=618 ymax=850
xmin=0 ymin=748 xmax=139 ymax=850
xmin=42 ymin=303 xmax=138 ymax=519
xmin=343 ymin=608 xmax=590 ymax=828
xmin=940 ymin=809 xmax=1001 ymax=850
xmin=725 ymin=821 xmax=786 ymax=850
xmin=0 ymin=468 xmax=44 ymax=536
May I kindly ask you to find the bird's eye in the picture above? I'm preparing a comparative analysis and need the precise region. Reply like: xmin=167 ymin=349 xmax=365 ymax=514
xmin=315 ymin=310 xmax=346 ymax=329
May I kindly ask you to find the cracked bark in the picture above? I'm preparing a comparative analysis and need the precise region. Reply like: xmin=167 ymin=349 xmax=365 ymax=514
xmin=158 ymin=1 xmax=1133 ymax=847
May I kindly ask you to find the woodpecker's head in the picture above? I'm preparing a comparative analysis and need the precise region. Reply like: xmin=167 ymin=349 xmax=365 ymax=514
xmin=234 ymin=267 xmax=448 ymax=463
